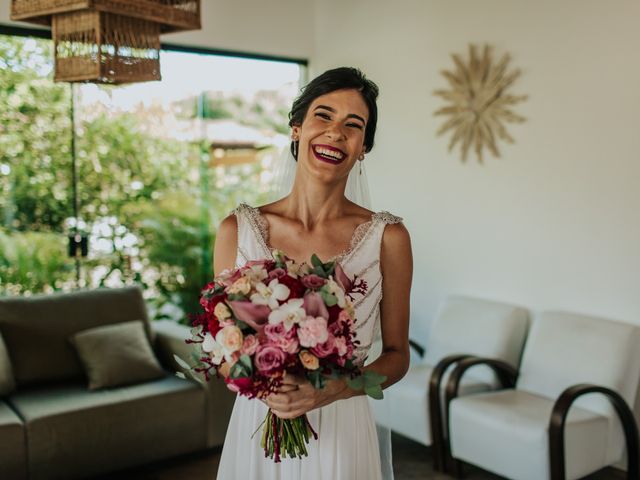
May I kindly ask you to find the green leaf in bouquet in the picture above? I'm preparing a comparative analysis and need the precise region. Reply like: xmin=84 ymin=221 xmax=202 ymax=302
xmin=230 ymin=354 xmax=253 ymax=379
xmin=325 ymin=261 xmax=336 ymax=276
xmin=313 ymin=265 xmax=326 ymax=277
xmin=320 ymin=289 xmax=338 ymax=307
xmin=189 ymin=350 xmax=201 ymax=365
xmin=307 ymin=370 xmax=325 ymax=389
xmin=227 ymin=293 xmax=247 ymax=302
xmin=310 ymin=254 xmax=324 ymax=269
xmin=364 ymin=385 xmax=384 ymax=400
xmin=346 ymin=375 xmax=365 ymax=390
xmin=173 ymin=353 xmax=191 ymax=370
xmin=236 ymin=319 xmax=249 ymax=331
xmin=175 ymin=372 xmax=187 ymax=379
xmin=362 ymin=370 xmax=387 ymax=388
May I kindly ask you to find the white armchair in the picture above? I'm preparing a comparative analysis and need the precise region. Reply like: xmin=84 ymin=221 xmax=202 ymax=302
xmin=370 ymin=294 xmax=529 ymax=469
xmin=444 ymin=311 xmax=640 ymax=480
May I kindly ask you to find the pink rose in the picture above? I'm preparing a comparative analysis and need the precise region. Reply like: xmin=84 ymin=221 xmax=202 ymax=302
xmin=254 ymin=345 xmax=287 ymax=375
xmin=297 ymin=316 xmax=329 ymax=348
xmin=264 ymin=323 xmax=299 ymax=354
xmin=241 ymin=334 xmax=259 ymax=356
xmin=301 ymin=274 xmax=327 ymax=289
xmin=311 ymin=333 xmax=336 ymax=358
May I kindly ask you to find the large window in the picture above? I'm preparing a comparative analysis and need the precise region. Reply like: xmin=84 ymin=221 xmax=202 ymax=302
xmin=0 ymin=31 xmax=304 ymax=323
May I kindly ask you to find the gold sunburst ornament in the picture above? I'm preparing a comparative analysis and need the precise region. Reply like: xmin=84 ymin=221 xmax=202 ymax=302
xmin=433 ymin=44 xmax=528 ymax=163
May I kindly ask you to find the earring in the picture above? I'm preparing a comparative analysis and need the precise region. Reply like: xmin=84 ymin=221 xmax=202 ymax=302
xmin=359 ymin=159 xmax=363 ymax=175
xmin=292 ymin=138 xmax=298 ymax=158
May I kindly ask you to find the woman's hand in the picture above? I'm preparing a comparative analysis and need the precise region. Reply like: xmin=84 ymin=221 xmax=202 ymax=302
xmin=264 ymin=373 xmax=349 ymax=419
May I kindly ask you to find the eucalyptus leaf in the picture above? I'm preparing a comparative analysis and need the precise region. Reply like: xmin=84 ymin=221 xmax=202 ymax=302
xmin=364 ymin=385 xmax=384 ymax=400
xmin=311 ymin=254 xmax=323 ymax=268
xmin=313 ymin=265 xmax=326 ymax=277
xmin=175 ymin=371 xmax=186 ymax=379
xmin=229 ymin=361 xmax=250 ymax=379
xmin=346 ymin=376 xmax=365 ymax=390
xmin=173 ymin=354 xmax=191 ymax=370
xmin=363 ymin=370 xmax=387 ymax=388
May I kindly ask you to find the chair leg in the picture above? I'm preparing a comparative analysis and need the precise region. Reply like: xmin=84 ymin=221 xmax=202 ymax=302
xmin=448 ymin=457 xmax=464 ymax=478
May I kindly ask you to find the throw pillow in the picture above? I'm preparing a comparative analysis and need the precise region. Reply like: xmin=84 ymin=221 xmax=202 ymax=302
xmin=69 ymin=320 xmax=165 ymax=390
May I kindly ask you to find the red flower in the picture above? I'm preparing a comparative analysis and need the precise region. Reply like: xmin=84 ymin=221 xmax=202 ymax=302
xmin=278 ymin=274 xmax=305 ymax=299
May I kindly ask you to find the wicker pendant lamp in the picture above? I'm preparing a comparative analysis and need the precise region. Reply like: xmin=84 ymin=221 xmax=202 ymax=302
xmin=10 ymin=0 xmax=201 ymax=84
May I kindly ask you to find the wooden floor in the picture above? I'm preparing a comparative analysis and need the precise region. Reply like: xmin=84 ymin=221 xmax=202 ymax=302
xmin=94 ymin=432 xmax=624 ymax=480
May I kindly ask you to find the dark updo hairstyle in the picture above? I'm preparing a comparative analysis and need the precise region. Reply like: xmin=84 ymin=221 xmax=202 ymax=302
xmin=288 ymin=67 xmax=379 ymax=161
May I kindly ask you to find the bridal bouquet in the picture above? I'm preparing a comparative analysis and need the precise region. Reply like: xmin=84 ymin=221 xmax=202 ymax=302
xmin=174 ymin=250 xmax=386 ymax=462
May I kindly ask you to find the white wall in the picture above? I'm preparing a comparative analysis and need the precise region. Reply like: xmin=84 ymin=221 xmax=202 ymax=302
xmin=312 ymin=0 xmax=640 ymax=347
xmin=0 ymin=0 xmax=314 ymax=60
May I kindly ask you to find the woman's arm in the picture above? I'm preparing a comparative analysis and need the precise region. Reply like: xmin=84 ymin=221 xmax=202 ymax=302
xmin=213 ymin=213 xmax=238 ymax=277
xmin=213 ymin=214 xmax=238 ymax=379
xmin=266 ymin=222 xmax=413 ymax=417
xmin=352 ymin=221 xmax=413 ymax=390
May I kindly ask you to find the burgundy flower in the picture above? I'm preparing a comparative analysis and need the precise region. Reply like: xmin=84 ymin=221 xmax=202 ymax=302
xmin=301 ymin=274 xmax=327 ymax=289
xmin=225 ymin=376 xmax=252 ymax=393
xmin=278 ymin=274 xmax=305 ymax=299
xmin=268 ymin=268 xmax=287 ymax=281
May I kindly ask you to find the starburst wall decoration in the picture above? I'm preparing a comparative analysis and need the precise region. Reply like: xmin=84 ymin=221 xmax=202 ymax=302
xmin=433 ymin=44 xmax=528 ymax=163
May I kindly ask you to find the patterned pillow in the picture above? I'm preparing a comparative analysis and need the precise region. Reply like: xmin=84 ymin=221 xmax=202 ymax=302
xmin=0 ymin=330 xmax=16 ymax=396
xmin=69 ymin=320 xmax=165 ymax=390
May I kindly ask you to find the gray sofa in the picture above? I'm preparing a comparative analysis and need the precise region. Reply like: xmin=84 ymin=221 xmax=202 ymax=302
xmin=0 ymin=285 xmax=235 ymax=480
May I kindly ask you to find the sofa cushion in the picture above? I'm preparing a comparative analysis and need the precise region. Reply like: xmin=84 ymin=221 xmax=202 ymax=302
xmin=7 ymin=375 xmax=207 ymax=480
xmin=0 ymin=286 xmax=154 ymax=387
xmin=0 ymin=330 xmax=16 ymax=396
xmin=69 ymin=320 xmax=165 ymax=390
xmin=0 ymin=400 xmax=27 ymax=480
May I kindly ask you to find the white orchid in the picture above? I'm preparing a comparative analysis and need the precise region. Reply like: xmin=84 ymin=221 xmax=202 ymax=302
xmin=327 ymin=277 xmax=347 ymax=308
xmin=285 ymin=260 xmax=311 ymax=278
xmin=268 ymin=298 xmax=306 ymax=331
xmin=250 ymin=279 xmax=290 ymax=309
xmin=243 ymin=265 xmax=268 ymax=283
xmin=202 ymin=332 xmax=225 ymax=365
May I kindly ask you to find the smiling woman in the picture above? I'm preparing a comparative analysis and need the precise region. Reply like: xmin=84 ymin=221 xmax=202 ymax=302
xmin=213 ymin=67 xmax=413 ymax=480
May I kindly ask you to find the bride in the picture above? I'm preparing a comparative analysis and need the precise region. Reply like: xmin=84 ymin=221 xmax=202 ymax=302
xmin=213 ymin=67 xmax=413 ymax=479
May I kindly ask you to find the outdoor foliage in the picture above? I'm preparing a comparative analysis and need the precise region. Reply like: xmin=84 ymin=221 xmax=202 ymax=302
xmin=0 ymin=34 xmax=287 ymax=323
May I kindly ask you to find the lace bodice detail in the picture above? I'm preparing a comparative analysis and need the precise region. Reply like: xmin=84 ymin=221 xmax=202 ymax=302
xmin=236 ymin=203 xmax=401 ymax=264
xmin=232 ymin=203 xmax=403 ymax=365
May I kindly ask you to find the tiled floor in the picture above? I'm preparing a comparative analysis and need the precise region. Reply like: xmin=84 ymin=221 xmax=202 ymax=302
xmin=96 ymin=432 xmax=623 ymax=479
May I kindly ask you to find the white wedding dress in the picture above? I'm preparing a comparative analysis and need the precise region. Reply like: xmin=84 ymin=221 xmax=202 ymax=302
xmin=216 ymin=203 xmax=402 ymax=480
